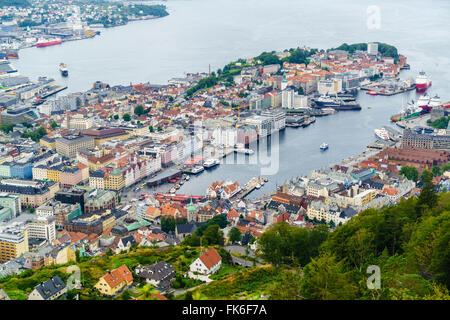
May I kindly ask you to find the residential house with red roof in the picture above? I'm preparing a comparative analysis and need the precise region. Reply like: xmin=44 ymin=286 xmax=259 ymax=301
xmin=94 ymin=264 xmax=133 ymax=296
xmin=189 ymin=248 xmax=222 ymax=275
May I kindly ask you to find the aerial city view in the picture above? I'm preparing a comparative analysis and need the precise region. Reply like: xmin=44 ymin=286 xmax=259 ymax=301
xmin=0 ymin=0 xmax=448 ymax=309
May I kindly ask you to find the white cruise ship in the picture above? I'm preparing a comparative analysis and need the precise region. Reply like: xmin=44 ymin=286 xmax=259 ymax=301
xmin=374 ymin=127 xmax=390 ymax=140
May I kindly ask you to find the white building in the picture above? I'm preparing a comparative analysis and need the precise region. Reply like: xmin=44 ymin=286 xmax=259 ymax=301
xmin=26 ymin=215 xmax=56 ymax=243
xmin=317 ymin=79 xmax=343 ymax=95
xmin=281 ymin=88 xmax=294 ymax=108
xmin=367 ymin=42 xmax=378 ymax=55
xmin=62 ymin=114 xmax=94 ymax=130
xmin=243 ymin=115 xmax=272 ymax=137
xmin=189 ymin=248 xmax=222 ymax=275
xmin=211 ymin=127 xmax=237 ymax=147
xmin=294 ymin=94 xmax=308 ymax=108
xmin=28 ymin=276 xmax=67 ymax=300
xmin=260 ymin=109 xmax=286 ymax=133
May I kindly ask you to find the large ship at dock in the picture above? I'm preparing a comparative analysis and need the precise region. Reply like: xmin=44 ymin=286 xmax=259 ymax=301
xmin=415 ymin=71 xmax=432 ymax=92
xmin=36 ymin=38 xmax=62 ymax=48
xmin=390 ymin=99 xmax=424 ymax=122
xmin=374 ymin=127 xmax=390 ymax=140
xmin=312 ymin=95 xmax=361 ymax=110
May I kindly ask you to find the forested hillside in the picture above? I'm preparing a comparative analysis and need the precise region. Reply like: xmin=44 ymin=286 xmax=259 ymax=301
xmin=188 ymin=182 xmax=450 ymax=300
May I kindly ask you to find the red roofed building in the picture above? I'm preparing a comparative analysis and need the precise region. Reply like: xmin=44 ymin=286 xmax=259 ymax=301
xmin=189 ymin=248 xmax=222 ymax=275
xmin=94 ymin=264 xmax=133 ymax=296
xmin=226 ymin=208 xmax=240 ymax=225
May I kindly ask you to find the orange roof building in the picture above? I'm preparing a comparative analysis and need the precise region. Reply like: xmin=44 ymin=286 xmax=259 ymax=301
xmin=94 ymin=265 xmax=133 ymax=296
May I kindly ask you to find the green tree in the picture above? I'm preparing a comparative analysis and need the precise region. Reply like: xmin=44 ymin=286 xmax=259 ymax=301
xmin=161 ymin=216 xmax=176 ymax=233
xmin=123 ymin=113 xmax=131 ymax=121
xmin=268 ymin=269 xmax=303 ymax=299
xmin=255 ymin=51 xmax=281 ymax=65
xmin=134 ymin=105 xmax=144 ymax=116
xmin=432 ymin=166 xmax=443 ymax=177
xmin=417 ymin=170 xmax=438 ymax=209
xmin=257 ymin=222 xmax=328 ymax=267
xmin=399 ymin=166 xmax=419 ymax=182
xmin=297 ymin=86 xmax=304 ymax=95
xmin=50 ymin=120 xmax=58 ymax=130
xmin=149 ymin=125 xmax=154 ymax=133
xmin=202 ymin=225 xmax=224 ymax=246
xmin=406 ymin=212 xmax=450 ymax=287
xmin=300 ymin=254 xmax=358 ymax=300
xmin=442 ymin=162 xmax=450 ymax=172
xmin=228 ymin=227 xmax=242 ymax=244
xmin=113 ymin=114 xmax=119 ymax=120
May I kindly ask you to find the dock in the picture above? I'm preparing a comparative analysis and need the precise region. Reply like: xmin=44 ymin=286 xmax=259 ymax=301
xmin=40 ymin=84 xmax=68 ymax=99
xmin=233 ymin=176 xmax=268 ymax=199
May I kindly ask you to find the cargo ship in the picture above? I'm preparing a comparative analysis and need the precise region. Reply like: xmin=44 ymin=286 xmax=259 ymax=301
xmin=59 ymin=63 xmax=68 ymax=77
xmin=36 ymin=37 xmax=62 ymax=48
xmin=390 ymin=100 xmax=424 ymax=122
xmin=415 ymin=94 xmax=442 ymax=112
xmin=312 ymin=95 xmax=361 ymax=110
xmin=415 ymin=71 xmax=432 ymax=92
xmin=429 ymin=95 xmax=442 ymax=109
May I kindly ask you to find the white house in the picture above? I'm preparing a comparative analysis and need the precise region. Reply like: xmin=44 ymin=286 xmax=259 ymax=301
xmin=28 ymin=276 xmax=67 ymax=300
xmin=189 ymin=248 xmax=222 ymax=275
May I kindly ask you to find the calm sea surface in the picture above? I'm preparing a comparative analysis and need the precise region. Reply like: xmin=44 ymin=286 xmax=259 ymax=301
xmin=13 ymin=0 xmax=450 ymax=198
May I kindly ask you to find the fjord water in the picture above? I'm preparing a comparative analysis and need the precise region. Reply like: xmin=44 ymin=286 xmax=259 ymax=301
xmin=14 ymin=0 xmax=450 ymax=198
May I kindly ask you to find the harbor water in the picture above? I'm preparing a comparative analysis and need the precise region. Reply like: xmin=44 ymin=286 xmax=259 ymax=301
xmin=13 ymin=0 xmax=450 ymax=198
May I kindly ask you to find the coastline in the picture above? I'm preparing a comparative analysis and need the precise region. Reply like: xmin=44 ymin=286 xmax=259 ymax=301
xmin=5 ymin=13 xmax=169 ymax=55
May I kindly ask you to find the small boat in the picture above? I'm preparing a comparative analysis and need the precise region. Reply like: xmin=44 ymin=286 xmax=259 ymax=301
xmin=366 ymin=90 xmax=378 ymax=95
xmin=235 ymin=148 xmax=254 ymax=155
xmin=320 ymin=143 xmax=329 ymax=150
xmin=255 ymin=184 xmax=261 ymax=189
xmin=59 ymin=63 xmax=68 ymax=77
xmin=191 ymin=165 xmax=204 ymax=174
xmin=169 ymin=187 xmax=176 ymax=193
xmin=203 ymin=158 xmax=220 ymax=169
xmin=185 ymin=175 xmax=190 ymax=181
xmin=368 ymin=106 xmax=372 ymax=109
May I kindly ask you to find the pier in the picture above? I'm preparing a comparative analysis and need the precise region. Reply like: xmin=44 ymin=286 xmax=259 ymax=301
xmin=233 ymin=176 xmax=268 ymax=199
